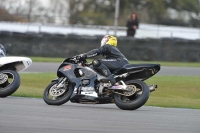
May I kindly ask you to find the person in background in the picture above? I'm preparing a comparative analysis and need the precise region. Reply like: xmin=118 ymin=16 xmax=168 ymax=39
xmin=126 ymin=12 xmax=139 ymax=37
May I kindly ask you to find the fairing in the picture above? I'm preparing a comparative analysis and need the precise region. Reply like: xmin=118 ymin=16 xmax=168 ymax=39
xmin=57 ymin=62 xmax=98 ymax=97
xmin=0 ymin=56 xmax=32 ymax=72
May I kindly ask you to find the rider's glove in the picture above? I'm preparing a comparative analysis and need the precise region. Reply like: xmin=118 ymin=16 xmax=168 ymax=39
xmin=76 ymin=54 xmax=87 ymax=61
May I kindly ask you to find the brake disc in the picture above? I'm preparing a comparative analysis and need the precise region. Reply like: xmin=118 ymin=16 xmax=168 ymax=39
xmin=114 ymin=85 xmax=138 ymax=96
xmin=0 ymin=73 xmax=8 ymax=85
xmin=49 ymin=84 xmax=66 ymax=97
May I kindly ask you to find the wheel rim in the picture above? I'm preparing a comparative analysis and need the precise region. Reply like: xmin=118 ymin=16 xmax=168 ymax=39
xmin=117 ymin=82 xmax=144 ymax=103
xmin=0 ymin=72 xmax=15 ymax=90
xmin=47 ymin=82 xmax=69 ymax=100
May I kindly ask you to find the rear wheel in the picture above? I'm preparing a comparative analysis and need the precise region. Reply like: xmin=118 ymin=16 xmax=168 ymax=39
xmin=43 ymin=78 xmax=74 ymax=105
xmin=114 ymin=80 xmax=149 ymax=110
xmin=0 ymin=70 xmax=20 ymax=98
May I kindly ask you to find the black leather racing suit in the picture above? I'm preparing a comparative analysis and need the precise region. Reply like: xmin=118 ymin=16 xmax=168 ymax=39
xmin=83 ymin=44 xmax=129 ymax=79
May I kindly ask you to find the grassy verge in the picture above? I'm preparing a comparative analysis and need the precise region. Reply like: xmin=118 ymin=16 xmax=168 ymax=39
xmin=13 ymin=73 xmax=200 ymax=109
xmin=145 ymin=76 xmax=200 ymax=109
xmin=12 ymin=73 xmax=56 ymax=98
xmin=30 ymin=56 xmax=200 ymax=67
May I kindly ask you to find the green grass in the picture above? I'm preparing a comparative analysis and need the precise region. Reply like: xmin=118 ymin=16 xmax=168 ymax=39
xmin=12 ymin=73 xmax=200 ymax=109
xmin=145 ymin=76 xmax=200 ymax=109
xmin=12 ymin=73 xmax=56 ymax=98
xmin=30 ymin=56 xmax=200 ymax=67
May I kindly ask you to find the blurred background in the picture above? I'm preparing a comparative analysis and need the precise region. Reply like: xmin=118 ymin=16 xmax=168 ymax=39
xmin=0 ymin=0 xmax=200 ymax=61
xmin=2 ymin=0 xmax=199 ymax=26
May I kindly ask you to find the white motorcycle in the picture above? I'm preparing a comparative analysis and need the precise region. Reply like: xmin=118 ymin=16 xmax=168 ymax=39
xmin=0 ymin=44 xmax=32 ymax=97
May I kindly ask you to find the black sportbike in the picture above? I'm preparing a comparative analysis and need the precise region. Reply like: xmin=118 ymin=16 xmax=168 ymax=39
xmin=43 ymin=57 xmax=160 ymax=110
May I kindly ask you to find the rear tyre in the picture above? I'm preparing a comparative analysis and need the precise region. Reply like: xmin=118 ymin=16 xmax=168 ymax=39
xmin=0 ymin=70 xmax=20 ymax=98
xmin=43 ymin=79 xmax=74 ymax=105
xmin=114 ymin=80 xmax=149 ymax=110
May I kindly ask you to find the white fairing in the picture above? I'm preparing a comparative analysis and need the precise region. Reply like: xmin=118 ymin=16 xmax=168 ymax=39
xmin=0 ymin=56 xmax=32 ymax=72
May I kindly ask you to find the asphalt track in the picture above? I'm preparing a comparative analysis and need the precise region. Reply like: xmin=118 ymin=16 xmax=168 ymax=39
xmin=24 ymin=62 xmax=200 ymax=76
xmin=1 ymin=63 xmax=200 ymax=133
xmin=0 ymin=97 xmax=200 ymax=133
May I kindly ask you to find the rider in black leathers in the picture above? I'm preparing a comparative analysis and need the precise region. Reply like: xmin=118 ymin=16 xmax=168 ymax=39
xmin=77 ymin=35 xmax=129 ymax=85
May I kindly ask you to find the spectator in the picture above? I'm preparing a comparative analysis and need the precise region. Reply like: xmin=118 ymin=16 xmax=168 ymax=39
xmin=126 ymin=12 xmax=139 ymax=37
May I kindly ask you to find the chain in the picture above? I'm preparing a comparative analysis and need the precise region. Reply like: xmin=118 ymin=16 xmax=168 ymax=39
xmin=113 ymin=85 xmax=138 ymax=96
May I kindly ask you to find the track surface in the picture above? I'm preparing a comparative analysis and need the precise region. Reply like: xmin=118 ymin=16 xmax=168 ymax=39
xmin=25 ymin=62 xmax=200 ymax=76
xmin=1 ymin=63 xmax=200 ymax=133
xmin=0 ymin=97 xmax=200 ymax=133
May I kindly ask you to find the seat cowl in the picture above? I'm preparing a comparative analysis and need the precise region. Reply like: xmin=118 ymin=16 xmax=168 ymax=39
xmin=113 ymin=64 xmax=160 ymax=76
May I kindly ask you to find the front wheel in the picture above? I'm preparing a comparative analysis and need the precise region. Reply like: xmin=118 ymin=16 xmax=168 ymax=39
xmin=0 ymin=70 xmax=20 ymax=98
xmin=43 ymin=78 xmax=74 ymax=105
xmin=114 ymin=80 xmax=150 ymax=110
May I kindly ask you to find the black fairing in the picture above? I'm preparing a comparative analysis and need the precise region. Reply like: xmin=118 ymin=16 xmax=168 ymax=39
xmin=70 ymin=94 xmax=112 ymax=104
xmin=113 ymin=64 xmax=160 ymax=81
xmin=53 ymin=58 xmax=161 ymax=104
xmin=57 ymin=61 xmax=97 ymax=91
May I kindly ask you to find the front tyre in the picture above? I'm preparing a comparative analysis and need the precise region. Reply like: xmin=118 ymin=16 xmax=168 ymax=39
xmin=43 ymin=79 xmax=74 ymax=105
xmin=114 ymin=80 xmax=150 ymax=110
xmin=0 ymin=70 xmax=20 ymax=98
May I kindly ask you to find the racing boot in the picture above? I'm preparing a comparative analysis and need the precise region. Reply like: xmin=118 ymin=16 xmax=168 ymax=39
xmin=106 ymin=74 xmax=116 ymax=86
xmin=100 ymin=74 xmax=116 ymax=86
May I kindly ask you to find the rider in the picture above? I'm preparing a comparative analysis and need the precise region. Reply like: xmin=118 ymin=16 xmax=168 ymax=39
xmin=76 ymin=35 xmax=129 ymax=86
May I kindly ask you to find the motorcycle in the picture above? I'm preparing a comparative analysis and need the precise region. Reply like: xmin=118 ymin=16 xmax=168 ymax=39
xmin=43 ymin=57 xmax=160 ymax=110
xmin=0 ymin=44 xmax=32 ymax=97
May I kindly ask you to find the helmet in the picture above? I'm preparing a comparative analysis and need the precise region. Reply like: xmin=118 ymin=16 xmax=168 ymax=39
xmin=101 ymin=35 xmax=117 ymax=47
xmin=0 ymin=44 xmax=6 ymax=57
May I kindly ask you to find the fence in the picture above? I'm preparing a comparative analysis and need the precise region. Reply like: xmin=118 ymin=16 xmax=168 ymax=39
xmin=0 ymin=21 xmax=200 ymax=40
xmin=1 ymin=32 xmax=200 ymax=62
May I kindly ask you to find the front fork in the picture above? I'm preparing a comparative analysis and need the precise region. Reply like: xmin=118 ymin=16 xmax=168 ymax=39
xmin=52 ymin=77 xmax=67 ymax=89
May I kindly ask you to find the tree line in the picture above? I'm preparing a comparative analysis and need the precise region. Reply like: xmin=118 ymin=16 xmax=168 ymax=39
xmin=0 ymin=0 xmax=199 ymax=27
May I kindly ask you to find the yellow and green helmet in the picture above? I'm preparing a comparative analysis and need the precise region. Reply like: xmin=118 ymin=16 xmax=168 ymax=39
xmin=101 ymin=35 xmax=117 ymax=47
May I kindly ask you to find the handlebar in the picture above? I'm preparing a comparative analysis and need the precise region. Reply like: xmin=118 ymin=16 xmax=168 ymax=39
xmin=66 ymin=57 xmax=88 ymax=66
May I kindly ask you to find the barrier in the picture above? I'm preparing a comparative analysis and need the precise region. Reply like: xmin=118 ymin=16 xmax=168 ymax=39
xmin=0 ymin=32 xmax=200 ymax=62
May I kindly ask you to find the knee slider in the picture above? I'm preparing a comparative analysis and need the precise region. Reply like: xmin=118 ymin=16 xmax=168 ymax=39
xmin=92 ymin=60 xmax=101 ymax=67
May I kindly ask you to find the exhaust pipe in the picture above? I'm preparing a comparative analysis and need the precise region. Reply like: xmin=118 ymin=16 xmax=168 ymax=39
xmin=149 ymin=84 xmax=157 ymax=92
